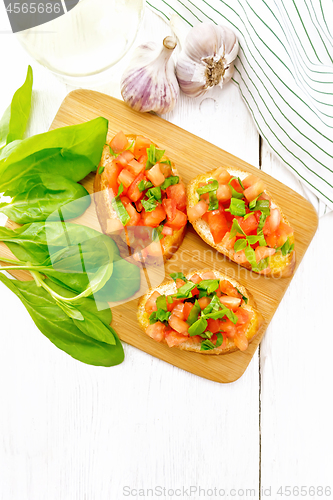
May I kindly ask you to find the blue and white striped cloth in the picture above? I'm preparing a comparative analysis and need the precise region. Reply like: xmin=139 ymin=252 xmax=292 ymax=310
xmin=148 ymin=0 xmax=333 ymax=216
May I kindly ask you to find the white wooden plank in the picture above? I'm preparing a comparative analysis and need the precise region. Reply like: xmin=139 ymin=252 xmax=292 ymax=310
xmin=260 ymin=142 xmax=333 ymax=493
xmin=0 ymin=8 xmax=261 ymax=500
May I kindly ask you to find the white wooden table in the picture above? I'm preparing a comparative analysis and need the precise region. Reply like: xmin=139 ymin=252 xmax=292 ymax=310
xmin=1 ymin=6 xmax=332 ymax=500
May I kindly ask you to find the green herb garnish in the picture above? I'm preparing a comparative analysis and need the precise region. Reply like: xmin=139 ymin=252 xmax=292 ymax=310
xmin=141 ymin=197 xmax=158 ymax=212
xmin=200 ymin=339 xmax=216 ymax=351
xmin=170 ymin=272 xmax=188 ymax=282
xmin=98 ymin=165 xmax=105 ymax=175
xmin=111 ymin=183 xmax=130 ymax=226
xmin=196 ymin=179 xmax=219 ymax=195
xmin=160 ymin=176 xmax=179 ymax=190
xmin=172 ymin=282 xmax=197 ymax=299
xmin=145 ymin=145 xmax=165 ymax=170
xmin=279 ymin=237 xmax=294 ymax=256
xmin=228 ymin=177 xmax=244 ymax=199
xmin=138 ymin=179 xmax=153 ymax=192
xmin=187 ymin=300 xmax=201 ymax=325
xmin=197 ymin=279 xmax=220 ymax=295
xmin=188 ymin=317 xmax=208 ymax=336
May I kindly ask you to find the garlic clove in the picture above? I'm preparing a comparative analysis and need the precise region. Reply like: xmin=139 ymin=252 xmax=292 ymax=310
xmin=120 ymin=36 xmax=179 ymax=114
xmin=174 ymin=21 xmax=239 ymax=98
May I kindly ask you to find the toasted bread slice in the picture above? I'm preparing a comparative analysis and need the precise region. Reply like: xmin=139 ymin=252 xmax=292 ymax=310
xmin=94 ymin=134 xmax=186 ymax=262
xmin=187 ymin=168 xmax=296 ymax=277
xmin=138 ymin=269 xmax=264 ymax=355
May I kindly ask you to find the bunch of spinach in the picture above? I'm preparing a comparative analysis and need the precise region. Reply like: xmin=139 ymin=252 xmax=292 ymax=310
xmin=0 ymin=67 xmax=141 ymax=367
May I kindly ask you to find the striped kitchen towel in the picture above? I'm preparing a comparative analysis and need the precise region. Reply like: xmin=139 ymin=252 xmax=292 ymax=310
xmin=148 ymin=0 xmax=333 ymax=216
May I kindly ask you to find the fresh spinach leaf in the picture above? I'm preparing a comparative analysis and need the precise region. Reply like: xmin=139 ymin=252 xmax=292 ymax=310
xmin=0 ymin=273 xmax=124 ymax=367
xmin=0 ymin=66 xmax=33 ymax=149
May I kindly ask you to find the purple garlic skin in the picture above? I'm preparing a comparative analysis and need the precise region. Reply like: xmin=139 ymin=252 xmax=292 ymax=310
xmin=121 ymin=37 xmax=179 ymax=114
xmin=176 ymin=23 xmax=239 ymax=98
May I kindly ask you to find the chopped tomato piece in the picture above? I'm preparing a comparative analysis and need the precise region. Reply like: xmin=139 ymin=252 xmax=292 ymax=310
xmin=162 ymin=198 xmax=177 ymax=222
xmin=234 ymin=332 xmax=248 ymax=351
xmin=167 ymin=298 xmax=181 ymax=312
xmin=207 ymin=318 xmax=221 ymax=334
xmin=255 ymin=246 xmax=276 ymax=263
xmin=279 ymin=222 xmax=293 ymax=236
xmin=138 ymin=154 xmax=148 ymax=165
xmin=243 ymin=180 xmax=265 ymax=202
xmin=104 ymin=162 xmax=122 ymax=196
xmin=166 ymin=183 xmax=186 ymax=211
xmin=230 ymin=178 xmax=243 ymax=193
xmin=172 ymin=303 xmax=185 ymax=320
xmin=239 ymin=214 xmax=258 ymax=235
xmin=125 ymin=203 xmax=141 ymax=226
xmin=183 ymin=302 xmax=194 ymax=321
xmin=118 ymin=168 xmax=135 ymax=188
xmin=133 ymin=135 xmax=152 ymax=158
xmin=145 ymin=240 xmax=162 ymax=258
xmin=189 ymin=274 xmax=202 ymax=284
xmin=233 ymin=249 xmax=248 ymax=264
xmin=162 ymin=226 xmax=173 ymax=236
xmin=128 ymin=173 xmax=145 ymax=203
xmin=146 ymin=322 xmax=166 ymax=342
xmin=159 ymin=162 xmax=172 ymax=177
xmin=268 ymin=208 xmax=281 ymax=233
xmin=187 ymin=200 xmax=208 ymax=222
xmin=168 ymin=314 xmax=189 ymax=335
xmin=219 ymin=279 xmax=241 ymax=298
xmin=242 ymin=174 xmax=259 ymax=189
xmin=219 ymin=296 xmax=241 ymax=311
xmin=142 ymin=203 xmax=166 ymax=227
xmin=147 ymin=163 xmax=165 ymax=186
xmin=236 ymin=308 xmax=252 ymax=325
xmin=176 ymin=279 xmax=186 ymax=289
xmin=127 ymin=158 xmax=144 ymax=177
xmin=217 ymin=184 xmax=232 ymax=202
xmin=201 ymin=271 xmax=216 ymax=280
xmin=221 ymin=232 xmax=236 ymax=250
xmin=165 ymin=209 xmax=187 ymax=230
xmin=165 ymin=330 xmax=188 ymax=347
xmin=145 ymin=291 xmax=161 ymax=314
xmin=110 ymin=131 xmax=128 ymax=153
xmin=198 ymin=296 xmax=211 ymax=310
xmin=221 ymin=319 xmax=237 ymax=339
xmin=115 ymin=150 xmax=135 ymax=167
xmin=213 ymin=167 xmax=231 ymax=184
xmin=208 ymin=211 xmax=228 ymax=244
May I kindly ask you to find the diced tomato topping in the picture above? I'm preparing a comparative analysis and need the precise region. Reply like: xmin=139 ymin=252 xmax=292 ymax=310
xmin=125 ymin=203 xmax=141 ymax=226
xmin=198 ymin=296 xmax=211 ymax=310
xmin=145 ymin=240 xmax=162 ymax=258
xmin=230 ymin=178 xmax=243 ymax=193
xmin=221 ymin=319 xmax=237 ymax=339
xmin=118 ymin=168 xmax=135 ymax=188
xmin=165 ymin=209 xmax=187 ymax=230
xmin=147 ymin=163 xmax=165 ymax=186
xmin=172 ymin=303 xmax=185 ymax=320
xmin=168 ymin=314 xmax=189 ymax=334
xmin=104 ymin=162 xmax=122 ymax=196
xmin=133 ymin=135 xmax=152 ymax=158
xmin=159 ymin=162 xmax=172 ymax=177
xmin=279 ymin=222 xmax=293 ymax=236
xmin=138 ymin=154 xmax=148 ymax=165
xmin=145 ymin=291 xmax=161 ymax=314
xmin=217 ymin=184 xmax=232 ymax=202
xmin=176 ymin=279 xmax=186 ymax=289
xmin=207 ymin=318 xmax=221 ymax=334
xmin=219 ymin=296 xmax=241 ymax=311
xmin=221 ymin=232 xmax=236 ymax=250
xmin=208 ymin=211 xmax=228 ymax=244
xmin=162 ymin=226 xmax=173 ymax=236
xmin=146 ymin=322 xmax=166 ymax=342
xmin=183 ymin=302 xmax=194 ymax=321
xmin=233 ymin=249 xmax=248 ymax=264
xmin=162 ymin=198 xmax=177 ymax=222
xmin=238 ymin=214 xmax=258 ymax=235
xmin=165 ymin=330 xmax=188 ymax=347
xmin=166 ymin=183 xmax=187 ymax=211
xmin=127 ymin=159 xmax=144 ymax=177
xmin=167 ymin=298 xmax=181 ymax=312
xmin=187 ymin=200 xmax=208 ymax=222
xmin=142 ymin=203 xmax=166 ymax=227
xmin=219 ymin=280 xmax=241 ymax=298
xmin=242 ymin=174 xmax=259 ymax=189
xmin=213 ymin=167 xmax=231 ymax=184
xmin=115 ymin=150 xmax=135 ymax=167
xmin=243 ymin=180 xmax=265 ymax=202
xmin=190 ymin=274 xmax=202 ymax=284
xmin=236 ymin=308 xmax=252 ymax=325
xmin=234 ymin=332 xmax=248 ymax=351
xmin=255 ymin=246 xmax=275 ymax=263
xmin=135 ymin=200 xmax=143 ymax=212
xmin=268 ymin=208 xmax=281 ymax=233
xmin=128 ymin=173 xmax=145 ymax=203
xmin=110 ymin=131 xmax=128 ymax=153
xmin=201 ymin=271 xmax=216 ymax=280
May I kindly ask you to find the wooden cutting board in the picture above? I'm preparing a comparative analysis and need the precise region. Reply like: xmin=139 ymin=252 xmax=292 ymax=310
xmin=0 ymin=90 xmax=318 ymax=383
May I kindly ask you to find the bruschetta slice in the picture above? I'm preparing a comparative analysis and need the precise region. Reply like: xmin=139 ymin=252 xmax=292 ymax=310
xmin=187 ymin=167 xmax=296 ymax=277
xmin=138 ymin=269 xmax=264 ymax=354
xmin=94 ymin=131 xmax=187 ymax=263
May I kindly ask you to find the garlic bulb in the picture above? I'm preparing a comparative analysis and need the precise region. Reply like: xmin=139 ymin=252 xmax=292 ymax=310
xmin=120 ymin=36 xmax=179 ymax=114
xmin=174 ymin=22 xmax=239 ymax=98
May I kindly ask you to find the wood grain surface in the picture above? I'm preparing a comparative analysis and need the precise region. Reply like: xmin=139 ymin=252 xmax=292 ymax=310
xmin=0 ymin=90 xmax=318 ymax=383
